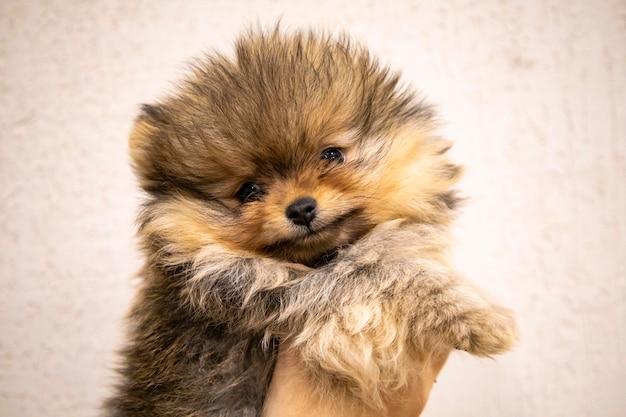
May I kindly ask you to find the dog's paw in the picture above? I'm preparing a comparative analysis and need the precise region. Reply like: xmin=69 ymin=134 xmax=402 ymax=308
xmin=450 ymin=303 xmax=518 ymax=356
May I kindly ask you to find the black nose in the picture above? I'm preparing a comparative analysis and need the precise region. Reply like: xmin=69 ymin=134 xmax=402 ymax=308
xmin=285 ymin=197 xmax=317 ymax=226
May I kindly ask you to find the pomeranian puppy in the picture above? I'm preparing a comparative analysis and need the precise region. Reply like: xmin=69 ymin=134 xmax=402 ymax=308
xmin=105 ymin=27 xmax=517 ymax=417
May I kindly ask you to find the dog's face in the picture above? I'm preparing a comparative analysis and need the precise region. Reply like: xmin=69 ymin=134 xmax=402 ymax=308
xmin=131 ymin=30 xmax=461 ymax=266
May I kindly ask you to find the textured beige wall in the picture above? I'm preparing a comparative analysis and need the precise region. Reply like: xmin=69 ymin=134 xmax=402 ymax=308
xmin=1 ymin=0 xmax=624 ymax=416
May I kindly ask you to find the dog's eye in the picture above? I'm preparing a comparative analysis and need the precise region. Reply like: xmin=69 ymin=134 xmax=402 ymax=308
xmin=236 ymin=182 xmax=263 ymax=203
xmin=321 ymin=148 xmax=345 ymax=163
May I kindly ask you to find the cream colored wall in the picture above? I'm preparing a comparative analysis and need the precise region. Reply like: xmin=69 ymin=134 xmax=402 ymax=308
xmin=1 ymin=1 xmax=624 ymax=416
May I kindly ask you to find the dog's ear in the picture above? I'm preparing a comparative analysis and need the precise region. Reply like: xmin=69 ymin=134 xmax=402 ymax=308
xmin=129 ymin=104 xmax=173 ymax=193
xmin=138 ymin=103 xmax=171 ymax=125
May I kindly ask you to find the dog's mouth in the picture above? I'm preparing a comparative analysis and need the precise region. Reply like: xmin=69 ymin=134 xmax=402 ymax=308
xmin=304 ymin=209 xmax=358 ymax=236
xmin=260 ymin=208 xmax=371 ymax=267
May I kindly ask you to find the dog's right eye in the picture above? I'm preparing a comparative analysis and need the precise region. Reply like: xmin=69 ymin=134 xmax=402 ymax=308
xmin=236 ymin=182 xmax=263 ymax=203
xmin=321 ymin=147 xmax=345 ymax=164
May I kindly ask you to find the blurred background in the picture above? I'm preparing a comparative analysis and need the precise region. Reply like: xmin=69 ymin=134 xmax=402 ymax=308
xmin=1 ymin=1 xmax=624 ymax=416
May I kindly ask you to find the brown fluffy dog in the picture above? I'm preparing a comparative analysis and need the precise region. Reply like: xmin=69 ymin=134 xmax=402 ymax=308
xmin=105 ymin=28 xmax=517 ymax=417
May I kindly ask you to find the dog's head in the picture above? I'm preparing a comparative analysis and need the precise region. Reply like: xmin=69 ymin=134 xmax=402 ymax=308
xmin=131 ymin=29 xmax=461 ymax=266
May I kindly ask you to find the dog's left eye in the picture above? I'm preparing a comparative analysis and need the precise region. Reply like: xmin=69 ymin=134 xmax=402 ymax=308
xmin=321 ymin=148 xmax=345 ymax=163
xmin=236 ymin=182 xmax=263 ymax=203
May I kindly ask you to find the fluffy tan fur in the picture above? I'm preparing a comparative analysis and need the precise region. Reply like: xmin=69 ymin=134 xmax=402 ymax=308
xmin=105 ymin=27 xmax=517 ymax=417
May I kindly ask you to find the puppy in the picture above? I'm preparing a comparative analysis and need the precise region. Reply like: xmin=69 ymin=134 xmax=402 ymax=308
xmin=105 ymin=27 xmax=517 ymax=417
